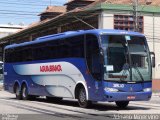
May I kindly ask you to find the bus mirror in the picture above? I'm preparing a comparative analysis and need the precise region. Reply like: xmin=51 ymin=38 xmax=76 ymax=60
xmin=152 ymin=56 xmax=155 ymax=68
xmin=150 ymin=52 xmax=155 ymax=68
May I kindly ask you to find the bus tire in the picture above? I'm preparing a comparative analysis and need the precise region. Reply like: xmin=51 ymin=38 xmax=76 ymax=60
xmin=15 ymin=84 xmax=22 ymax=100
xmin=115 ymin=101 xmax=129 ymax=108
xmin=21 ymin=84 xmax=30 ymax=100
xmin=78 ymin=87 xmax=91 ymax=108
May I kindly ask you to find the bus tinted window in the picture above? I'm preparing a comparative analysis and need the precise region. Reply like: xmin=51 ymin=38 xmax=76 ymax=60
xmin=86 ymin=34 xmax=101 ymax=80
xmin=65 ymin=35 xmax=84 ymax=58
xmin=5 ymin=35 xmax=85 ymax=63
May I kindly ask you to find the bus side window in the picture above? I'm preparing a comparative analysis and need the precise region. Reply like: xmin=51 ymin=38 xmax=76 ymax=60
xmin=71 ymin=35 xmax=84 ymax=58
xmin=32 ymin=43 xmax=46 ymax=60
xmin=23 ymin=47 xmax=33 ymax=61
xmin=86 ymin=34 xmax=101 ymax=80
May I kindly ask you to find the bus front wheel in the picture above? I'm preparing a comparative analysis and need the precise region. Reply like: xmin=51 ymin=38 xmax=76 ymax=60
xmin=115 ymin=101 xmax=129 ymax=108
xmin=78 ymin=87 xmax=91 ymax=108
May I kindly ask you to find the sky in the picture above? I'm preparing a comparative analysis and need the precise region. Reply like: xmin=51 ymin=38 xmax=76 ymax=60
xmin=0 ymin=0 xmax=67 ymax=25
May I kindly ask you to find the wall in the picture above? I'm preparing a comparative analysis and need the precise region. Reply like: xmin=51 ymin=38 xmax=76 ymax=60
xmin=98 ymin=11 xmax=114 ymax=29
xmin=144 ymin=15 xmax=160 ymax=79
xmin=0 ymin=25 xmax=26 ymax=38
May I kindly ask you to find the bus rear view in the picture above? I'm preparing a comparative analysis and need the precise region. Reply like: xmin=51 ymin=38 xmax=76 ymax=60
xmin=3 ymin=29 xmax=154 ymax=108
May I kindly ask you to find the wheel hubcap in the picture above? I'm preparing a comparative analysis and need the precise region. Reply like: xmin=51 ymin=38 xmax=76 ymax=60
xmin=22 ymin=87 xmax=26 ymax=98
xmin=79 ymin=89 xmax=86 ymax=103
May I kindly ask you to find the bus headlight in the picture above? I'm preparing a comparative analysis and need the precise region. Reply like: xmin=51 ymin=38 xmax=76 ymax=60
xmin=104 ymin=87 xmax=119 ymax=92
xmin=143 ymin=88 xmax=152 ymax=92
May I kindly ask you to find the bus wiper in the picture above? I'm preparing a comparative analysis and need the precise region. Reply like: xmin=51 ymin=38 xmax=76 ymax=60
xmin=133 ymin=64 xmax=144 ymax=82
xmin=108 ymin=74 xmax=127 ymax=79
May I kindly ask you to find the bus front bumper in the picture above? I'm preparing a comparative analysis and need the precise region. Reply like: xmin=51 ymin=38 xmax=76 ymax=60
xmin=103 ymin=91 xmax=152 ymax=102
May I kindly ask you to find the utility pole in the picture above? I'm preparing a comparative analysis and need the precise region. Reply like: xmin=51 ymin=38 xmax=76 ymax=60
xmin=133 ymin=0 xmax=152 ymax=32
xmin=50 ymin=0 xmax=52 ymax=6
xmin=133 ymin=0 xmax=138 ymax=32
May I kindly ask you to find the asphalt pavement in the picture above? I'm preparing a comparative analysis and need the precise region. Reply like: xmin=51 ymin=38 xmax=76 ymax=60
xmin=0 ymin=90 xmax=160 ymax=120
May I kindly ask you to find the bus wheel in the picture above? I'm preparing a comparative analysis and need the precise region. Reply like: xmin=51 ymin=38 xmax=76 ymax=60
xmin=78 ymin=87 xmax=91 ymax=108
xmin=115 ymin=101 xmax=129 ymax=108
xmin=22 ymin=84 xmax=30 ymax=100
xmin=15 ymin=85 xmax=22 ymax=100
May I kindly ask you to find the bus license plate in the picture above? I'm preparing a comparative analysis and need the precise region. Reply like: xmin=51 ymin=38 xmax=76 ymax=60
xmin=127 ymin=96 xmax=135 ymax=100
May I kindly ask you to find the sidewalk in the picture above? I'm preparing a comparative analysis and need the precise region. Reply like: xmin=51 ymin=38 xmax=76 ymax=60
xmin=153 ymin=92 xmax=160 ymax=97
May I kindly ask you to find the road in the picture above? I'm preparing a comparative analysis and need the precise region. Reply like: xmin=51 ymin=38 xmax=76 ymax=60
xmin=0 ymin=90 xmax=160 ymax=120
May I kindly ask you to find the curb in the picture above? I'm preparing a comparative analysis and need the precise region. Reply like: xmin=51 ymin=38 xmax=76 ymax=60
xmin=152 ymin=93 xmax=160 ymax=97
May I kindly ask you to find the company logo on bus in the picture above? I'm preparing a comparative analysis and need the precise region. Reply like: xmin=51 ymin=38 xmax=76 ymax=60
xmin=40 ymin=65 xmax=62 ymax=72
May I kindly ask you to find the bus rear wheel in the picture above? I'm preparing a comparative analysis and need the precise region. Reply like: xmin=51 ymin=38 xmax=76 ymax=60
xmin=115 ymin=101 xmax=129 ymax=108
xmin=22 ymin=84 xmax=30 ymax=100
xmin=15 ymin=85 xmax=22 ymax=100
xmin=78 ymin=87 xmax=91 ymax=108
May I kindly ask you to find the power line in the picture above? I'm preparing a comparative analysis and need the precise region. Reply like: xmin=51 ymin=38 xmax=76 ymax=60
xmin=7 ymin=0 xmax=66 ymax=5
xmin=0 ymin=4 xmax=45 ymax=9
xmin=0 ymin=1 xmax=62 ymax=7
xmin=0 ymin=15 xmax=39 ymax=19
xmin=0 ymin=12 xmax=37 ymax=16
xmin=0 ymin=10 xmax=40 ymax=14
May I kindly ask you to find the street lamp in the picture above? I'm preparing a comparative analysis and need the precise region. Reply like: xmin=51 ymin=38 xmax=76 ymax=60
xmin=133 ymin=0 xmax=152 ymax=32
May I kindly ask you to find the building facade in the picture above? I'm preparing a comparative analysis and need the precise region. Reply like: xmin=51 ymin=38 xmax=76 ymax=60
xmin=0 ymin=24 xmax=26 ymax=38
xmin=0 ymin=24 xmax=26 ymax=60
xmin=97 ymin=3 xmax=160 ymax=91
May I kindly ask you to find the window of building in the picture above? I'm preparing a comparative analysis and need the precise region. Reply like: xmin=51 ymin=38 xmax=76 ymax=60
xmin=114 ymin=15 xmax=144 ymax=33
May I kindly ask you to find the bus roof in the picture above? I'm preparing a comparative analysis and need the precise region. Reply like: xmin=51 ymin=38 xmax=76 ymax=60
xmin=5 ymin=29 xmax=145 ymax=49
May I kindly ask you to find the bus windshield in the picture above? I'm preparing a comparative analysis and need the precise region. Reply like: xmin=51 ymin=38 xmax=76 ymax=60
xmin=101 ymin=35 xmax=151 ymax=82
